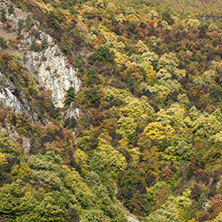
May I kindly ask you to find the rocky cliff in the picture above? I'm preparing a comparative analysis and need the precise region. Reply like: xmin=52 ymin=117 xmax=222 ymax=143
xmin=0 ymin=1 xmax=81 ymax=110
xmin=0 ymin=72 xmax=29 ymax=113
xmin=24 ymin=33 xmax=81 ymax=108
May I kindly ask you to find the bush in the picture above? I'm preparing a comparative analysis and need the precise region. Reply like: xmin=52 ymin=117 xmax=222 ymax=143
xmin=1 ymin=9 xmax=7 ymax=22
xmin=60 ymin=39 xmax=72 ymax=55
xmin=64 ymin=117 xmax=77 ymax=129
xmin=161 ymin=10 xmax=174 ymax=24
xmin=87 ymin=87 xmax=100 ymax=106
xmin=86 ymin=66 xmax=98 ymax=83
xmin=64 ymin=87 xmax=76 ymax=107
xmin=210 ymin=87 xmax=222 ymax=102
xmin=0 ymin=37 xmax=7 ymax=49
xmin=74 ymin=55 xmax=85 ymax=74
xmin=30 ymin=39 xmax=41 ymax=52
xmin=8 ymin=4 xmax=14 ymax=15
xmin=41 ymin=35 xmax=48 ymax=48
xmin=92 ymin=46 xmax=115 ymax=63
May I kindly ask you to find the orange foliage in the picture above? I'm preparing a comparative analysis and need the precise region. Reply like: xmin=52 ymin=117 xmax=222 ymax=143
xmin=63 ymin=9 xmax=70 ymax=16
xmin=3 ymin=21 xmax=13 ymax=31
xmin=119 ymin=36 xmax=127 ymax=43
xmin=1 ymin=52 xmax=13 ymax=61
xmin=208 ymin=194 xmax=222 ymax=218
xmin=80 ymin=9 xmax=86 ymax=15
xmin=186 ymin=51 xmax=193 ymax=58
xmin=16 ymin=137 xmax=23 ymax=144
xmin=0 ymin=109 xmax=7 ymax=127
xmin=63 ymin=128 xmax=74 ymax=141
xmin=148 ymin=21 xmax=155 ymax=27
xmin=9 ymin=39 xmax=21 ymax=48
xmin=196 ymin=211 xmax=209 ymax=221
xmin=159 ymin=166 xmax=174 ymax=180
xmin=48 ymin=124 xmax=60 ymax=132
xmin=92 ymin=38 xmax=102 ymax=47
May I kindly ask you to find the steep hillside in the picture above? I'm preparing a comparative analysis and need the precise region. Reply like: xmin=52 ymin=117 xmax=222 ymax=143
xmin=0 ymin=2 xmax=127 ymax=221
xmin=151 ymin=0 xmax=222 ymax=19
xmin=0 ymin=0 xmax=222 ymax=221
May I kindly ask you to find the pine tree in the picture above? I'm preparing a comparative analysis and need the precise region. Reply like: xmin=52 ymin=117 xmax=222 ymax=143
xmin=41 ymin=35 xmax=48 ymax=48
xmin=8 ymin=4 xmax=14 ymax=15
xmin=1 ymin=9 xmax=7 ymax=22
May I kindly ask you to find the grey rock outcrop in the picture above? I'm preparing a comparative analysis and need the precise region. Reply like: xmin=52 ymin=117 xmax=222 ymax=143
xmin=1 ymin=2 xmax=81 ymax=109
xmin=0 ymin=72 xmax=32 ymax=114
xmin=0 ymin=86 xmax=23 ymax=112
xmin=66 ymin=106 xmax=81 ymax=119
xmin=24 ymin=34 xmax=81 ymax=108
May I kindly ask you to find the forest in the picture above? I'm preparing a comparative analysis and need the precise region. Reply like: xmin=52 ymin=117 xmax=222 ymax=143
xmin=0 ymin=0 xmax=222 ymax=221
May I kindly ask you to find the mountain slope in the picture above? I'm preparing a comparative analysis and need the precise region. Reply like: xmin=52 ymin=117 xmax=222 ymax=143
xmin=0 ymin=0 xmax=222 ymax=221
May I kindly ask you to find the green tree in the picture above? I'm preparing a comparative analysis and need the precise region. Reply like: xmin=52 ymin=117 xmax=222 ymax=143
xmin=8 ymin=4 xmax=14 ymax=15
xmin=65 ymin=87 xmax=76 ymax=107
xmin=1 ymin=9 xmax=7 ymax=22
xmin=87 ymin=87 xmax=100 ymax=106
xmin=147 ymin=198 xmax=180 ymax=222
xmin=74 ymin=55 xmax=85 ymax=74
xmin=92 ymin=46 xmax=115 ymax=63
xmin=90 ymin=135 xmax=127 ymax=179
xmin=30 ymin=39 xmax=41 ymax=52
xmin=0 ymin=179 xmax=37 ymax=220
xmin=81 ymin=209 xmax=110 ymax=222
xmin=60 ymin=39 xmax=72 ymax=55
xmin=0 ymin=37 xmax=7 ymax=49
xmin=210 ymin=87 xmax=222 ymax=102
xmin=117 ymin=117 xmax=137 ymax=142
xmin=47 ymin=11 xmax=59 ymax=30
xmin=86 ymin=66 xmax=98 ymax=83
xmin=120 ymin=170 xmax=146 ymax=195
xmin=0 ymin=131 xmax=22 ymax=160
xmin=161 ymin=10 xmax=174 ymax=24
xmin=41 ymin=35 xmax=48 ymax=49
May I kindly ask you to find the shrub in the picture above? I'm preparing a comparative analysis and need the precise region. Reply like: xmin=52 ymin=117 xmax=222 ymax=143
xmin=1 ymin=9 xmax=7 ymax=22
xmin=41 ymin=35 xmax=48 ymax=48
xmin=0 ymin=37 xmax=7 ymax=49
xmin=64 ymin=87 xmax=76 ymax=107
xmin=30 ymin=39 xmax=41 ymax=52
xmin=86 ymin=66 xmax=98 ymax=83
xmin=92 ymin=46 xmax=115 ymax=63
xmin=8 ymin=4 xmax=14 ymax=15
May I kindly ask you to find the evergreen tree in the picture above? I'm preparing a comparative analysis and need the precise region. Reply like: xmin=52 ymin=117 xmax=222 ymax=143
xmin=8 ymin=4 xmax=14 ymax=15
xmin=1 ymin=9 xmax=7 ymax=22
xmin=65 ymin=87 xmax=76 ymax=107
xmin=41 ymin=35 xmax=48 ymax=49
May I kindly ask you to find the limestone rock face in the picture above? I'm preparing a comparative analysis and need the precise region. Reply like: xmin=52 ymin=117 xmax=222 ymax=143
xmin=0 ymin=72 xmax=31 ymax=114
xmin=66 ymin=106 xmax=81 ymax=119
xmin=24 ymin=34 xmax=81 ymax=108
xmin=0 ymin=86 xmax=23 ymax=112
xmin=1 ymin=2 xmax=81 ymax=109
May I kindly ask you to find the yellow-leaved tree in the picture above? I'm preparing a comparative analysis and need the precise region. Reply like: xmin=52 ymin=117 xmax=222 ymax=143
xmin=146 ymin=65 xmax=155 ymax=82
xmin=90 ymin=134 xmax=127 ymax=179
xmin=0 ymin=152 xmax=7 ymax=166
xmin=143 ymin=122 xmax=175 ymax=140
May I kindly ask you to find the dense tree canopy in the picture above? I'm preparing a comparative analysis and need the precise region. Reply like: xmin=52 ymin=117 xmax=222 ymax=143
xmin=0 ymin=0 xmax=222 ymax=221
